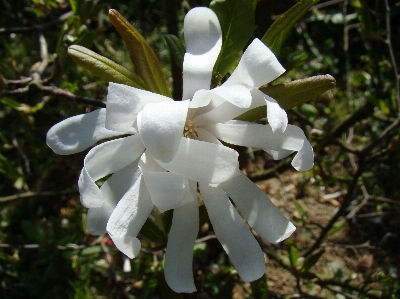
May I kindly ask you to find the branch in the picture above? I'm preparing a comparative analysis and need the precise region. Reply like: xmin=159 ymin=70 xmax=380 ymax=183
xmin=0 ymin=190 xmax=78 ymax=203
xmin=0 ymin=11 xmax=73 ymax=35
xmin=302 ymin=159 xmax=365 ymax=257
xmin=384 ymin=0 xmax=400 ymax=114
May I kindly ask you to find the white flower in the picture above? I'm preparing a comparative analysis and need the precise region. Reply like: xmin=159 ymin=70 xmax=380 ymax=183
xmin=46 ymin=7 xmax=313 ymax=293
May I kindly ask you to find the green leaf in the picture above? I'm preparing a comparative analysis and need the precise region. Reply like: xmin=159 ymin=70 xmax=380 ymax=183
xmin=68 ymin=0 xmax=77 ymax=13
xmin=250 ymin=274 xmax=268 ymax=299
xmin=262 ymin=0 xmax=319 ymax=56
xmin=287 ymin=239 xmax=298 ymax=268
xmin=108 ymin=9 xmax=171 ymax=97
xmin=139 ymin=217 xmax=166 ymax=243
xmin=235 ymin=75 xmax=335 ymax=122
xmin=210 ymin=0 xmax=257 ymax=76
xmin=80 ymin=246 xmax=103 ymax=256
xmin=357 ymin=0 xmax=373 ymax=38
xmin=164 ymin=34 xmax=185 ymax=70
xmin=300 ymin=249 xmax=325 ymax=274
xmin=68 ymin=45 xmax=148 ymax=89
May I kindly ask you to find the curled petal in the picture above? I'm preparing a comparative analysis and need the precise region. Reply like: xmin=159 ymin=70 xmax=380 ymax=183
xmin=191 ymin=86 xmax=252 ymax=126
xmin=183 ymin=7 xmax=222 ymax=100
xmin=47 ymin=109 xmax=131 ymax=155
xmin=106 ymin=83 xmax=172 ymax=132
xmin=138 ymin=100 xmax=189 ymax=163
xmin=221 ymin=172 xmax=295 ymax=243
xmin=157 ymin=137 xmax=240 ymax=185
xmin=225 ymin=39 xmax=285 ymax=88
xmin=87 ymin=161 xmax=141 ymax=235
xmin=265 ymin=95 xmax=288 ymax=133
xmin=199 ymin=183 xmax=265 ymax=282
xmin=190 ymin=85 xmax=251 ymax=109
xmin=106 ymin=174 xmax=153 ymax=259
xmin=164 ymin=201 xmax=199 ymax=293
xmin=291 ymin=139 xmax=314 ymax=171
xmin=78 ymin=135 xmax=145 ymax=208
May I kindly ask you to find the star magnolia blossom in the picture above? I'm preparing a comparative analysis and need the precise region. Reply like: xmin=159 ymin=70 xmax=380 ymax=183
xmin=46 ymin=7 xmax=313 ymax=293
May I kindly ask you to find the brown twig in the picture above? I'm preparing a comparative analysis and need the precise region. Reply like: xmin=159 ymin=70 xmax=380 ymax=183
xmin=0 ymin=190 xmax=78 ymax=203
xmin=0 ymin=11 xmax=73 ymax=35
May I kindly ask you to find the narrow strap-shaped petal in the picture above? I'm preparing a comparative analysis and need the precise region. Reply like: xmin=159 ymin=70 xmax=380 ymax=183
xmin=106 ymin=173 xmax=153 ymax=259
xmin=221 ymin=172 xmax=295 ymax=244
xmin=265 ymin=95 xmax=288 ymax=133
xmin=199 ymin=183 xmax=265 ymax=282
xmin=182 ymin=7 xmax=222 ymax=100
xmin=106 ymin=83 xmax=172 ymax=132
xmin=86 ymin=160 xmax=141 ymax=235
xmin=47 ymin=109 xmax=132 ymax=155
xmin=204 ymin=121 xmax=305 ymax=152
xmin=156 ymin=137 xmax=240 ymax=185
xmin=141 ymin=170 xmax=185 ymax=213
xmin=224 ymin=38 xmax=285 ymax=88
xmin=164 ymin=200 xmax=199 ymax=293
xmin=137 ymin=100 xmax=189 ymax=163
xmin=78 ymin=135 xmax=145 ymax=208
xmin=291 ymin=138 xmax=314 ymax=171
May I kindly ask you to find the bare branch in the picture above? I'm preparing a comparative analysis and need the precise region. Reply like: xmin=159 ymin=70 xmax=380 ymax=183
xmin=0 ymin=190 xmax=78 ymax=203
xmin=0 ymin=11 xmax=73 ymax=35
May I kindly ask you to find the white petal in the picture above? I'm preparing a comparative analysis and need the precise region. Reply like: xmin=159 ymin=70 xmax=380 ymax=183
xmin=221 ymin=172 xmax=296 ymax=243
xmin=225 ymin=39 xmax=285 ymax=88
xmin=199 ymin=183 xmax=265 ymax=281
xmin=106 ymin=83 xmax=172 ymax=132
xmin=138 ymin=100 xmax=189 ymax=163
xmin=266 ymin=96 xmax=288 ymax=133
xmin=86 ymin=160 xmax=142 ymax=235
xmin=196 ymin=128 xmax=222 ymax=145
xmin=291 ymin=139 xmax=314 ymax=171
xmin=204 ymin=121 xmax=305 ymax=152
xmin=106 ymin=173 xmax=153 ymax=259
xmin=79 ymin=135 xmax=145 ymax=208
xmin=164 ymin=201 xmax=199 ymax=293
xmin=142 ymin=170 xmax=185 ymax=213
xmin=182 ymin=7 xmax=222 ymax=100
xmin=265 ymin=149 xmax=294 ymax=160
xmin=47 ymin=109 xmax=132 ymax=155
xmin=191 ymin=86 xmax=252 ymax=126
xmin=193 ymin=101 xmax=246 ymax=126
xmin=156 ymin=137 xmax=240 ymax=185
xmin=190 ymin=85 xmax=251 ymax=109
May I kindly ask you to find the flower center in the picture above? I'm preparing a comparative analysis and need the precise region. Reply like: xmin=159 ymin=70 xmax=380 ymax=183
xmin=183 ymin=120 xmax=198 ymax=139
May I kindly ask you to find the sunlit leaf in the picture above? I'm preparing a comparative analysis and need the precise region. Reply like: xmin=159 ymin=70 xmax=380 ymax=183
xmin=68 ymin=0 xmax=77 ymax=13
xmin=262 ymin=0 xmax=319 ymax=56
xmin=108 ymin=9 xmax=171 ymax=97
xmin=210 ymin=0 xmax=257 ymax=76
xmin=236 ymin=75 xmax=335 ymax=121
xmin=164 ymin=34 xmax=185 ymax=70
xmin=68 ymin=45 xmax=148 ymax=89
xmin=287 ymin=239 xmax=298 ymax=268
